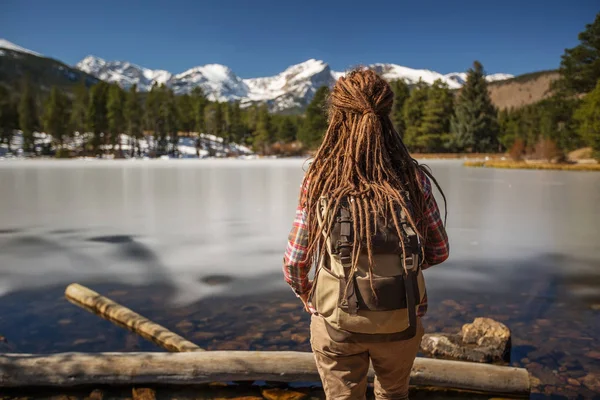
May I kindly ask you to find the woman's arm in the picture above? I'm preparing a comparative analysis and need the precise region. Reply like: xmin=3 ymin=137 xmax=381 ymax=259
xmin=420 ymin=174 xmax=450 ymax=269
xmin=282 ymin=201 xmax=312 ymax=295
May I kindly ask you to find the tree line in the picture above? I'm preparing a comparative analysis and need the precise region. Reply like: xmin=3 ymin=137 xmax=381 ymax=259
xmin=387 ymin=12 xmax=599 ymax=160
xmin=493 ymin=12 xmax=600 ymax=160
xmin=0 ymin=13 xmax=598 ymax=159
xmin=0 ymin=79 xmax=309 ymax=157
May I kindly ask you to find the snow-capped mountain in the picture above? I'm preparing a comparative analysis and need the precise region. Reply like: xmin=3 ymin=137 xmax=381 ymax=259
xmin=76 ymin=56 xmax=172 ymax=91
xmin=244 ymin=59 xmax=335 ymax=111
xmin=77 ymin=55 xmax=514 ymax=112
xmin=172 ymin=64 xmax=249 ymax=100
xmin=0 ymin=39 xmax=515 ymax=112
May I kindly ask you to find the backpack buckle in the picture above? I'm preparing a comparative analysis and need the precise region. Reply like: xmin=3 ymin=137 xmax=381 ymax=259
xmin=403 ymin=253 xmax=419 ymax=272
xmin=338 ymin=244 xmax=352 ymax=265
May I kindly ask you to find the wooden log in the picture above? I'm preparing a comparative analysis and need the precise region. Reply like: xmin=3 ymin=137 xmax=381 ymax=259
xmin=0 ymin=351 xmax=530 ymax=396
xmin=65 ymin=283 xmax=202 ymax=352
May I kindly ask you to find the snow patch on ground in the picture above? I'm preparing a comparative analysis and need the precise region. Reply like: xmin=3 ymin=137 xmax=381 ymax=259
xmin=0 ymin=131 xmax=253 ymax=160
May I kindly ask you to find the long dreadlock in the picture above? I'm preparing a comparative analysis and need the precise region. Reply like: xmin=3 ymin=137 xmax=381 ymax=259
xmin=302 ymin=68 xmax=447 ymax=290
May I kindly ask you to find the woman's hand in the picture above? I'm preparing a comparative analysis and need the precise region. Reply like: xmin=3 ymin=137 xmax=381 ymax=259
xmin=299 ymin=293 xmax=316 ymax=314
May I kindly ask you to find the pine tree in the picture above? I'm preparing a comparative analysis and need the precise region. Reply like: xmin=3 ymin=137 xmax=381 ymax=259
xmin=451 ymin=61 xmax=499 ymax=152
xmin=204 ymin=101 xmax=224 ymax=138
xmin=70 ymin=78 xmax=88 ymax=135
xmin=244 ymin=104 xmax=259 ymax=134
xmin=191 ymin=87 xmax=207 ymax=134
xmin=390 ymin=79 xmax=410 ymax=137
xmin=18 ymin=76 xmax=38 ymax=155
xmin=498 ymin=108 xmax=517 ymax=150
xmin=298 ymin=86 xmax=329 ymax=149
xmin=162 ymin=87 xmax=179 ymax=156
xmin=536 ymin=95 xmax=582 ymax=152
xmin=107 ymin=84 xmax=126 ymax=155
xmin=42 ymin=87 xmax=71 ymax=156
xmin=276 ymin=116 xmax=298 ymax=143
xmin=177 ymin=94 xmax=194 ymax=135
xmin=253 ymin=104 xmax=274 ymax=153
xmin=86 ymin=81 xmax=109 ymax=155
xmin=418 ymin=80 xmax=454 ymax=152
xmin=222 ymin=102 xmax=233 ymax=144
xmin=145 ymin=83 xmax=159 ymax=133
xmin=228 ymin=101 xmax=245 ymax=144
xmin=201 ymin=102 xmax=224 ymax=156
xmin=555 ymin=13 xmax=600 ymax=94
xmin=125 ymin=84 xmax=143 ymax=156
xmin=0 ymin=85 xmax=18 ymax=153
xmin=150 ymin=84 xmax=178 ymax=156
xmin=402 ymin=81 xmax=429 ymax=151
xmin=574 ymin=79 xmax=600 ymax=159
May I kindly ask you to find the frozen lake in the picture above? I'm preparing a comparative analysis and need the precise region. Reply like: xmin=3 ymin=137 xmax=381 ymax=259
xmin=0 ymin=159 xmax=599 ymax=396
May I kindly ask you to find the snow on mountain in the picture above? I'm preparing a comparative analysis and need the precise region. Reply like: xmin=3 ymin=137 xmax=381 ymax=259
xmin=0 ymin=39 xmax=42 ymax=56
xmin=76 ymin=53 xmax=514 ymax=112
xmin=172 ymin=64 xmax=249 ymax=100
xmin=370 ymin=64 xmax=463 ymax=89
xmin=444 ymin=72 xmax=468 ymax=86
xmin=76 ymin=56 xmax=172 ymax=91
xmin=444 ymin=72 xmax=515 ymax=86
xmin=485 ymin=73 xmax=514 ymax=82
xmin=245 ymin=59 xmax=335 ymax=111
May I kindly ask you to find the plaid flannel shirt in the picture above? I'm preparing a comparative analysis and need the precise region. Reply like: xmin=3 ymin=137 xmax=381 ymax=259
xmin=282 ymin=170 xmax=449 ymax=316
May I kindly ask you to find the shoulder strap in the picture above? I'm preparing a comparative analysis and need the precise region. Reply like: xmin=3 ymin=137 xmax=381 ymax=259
xmin=337 ymin=201 xmax=353 ymax=266
xmin=399 ymin=209 xmax=421 ymax=272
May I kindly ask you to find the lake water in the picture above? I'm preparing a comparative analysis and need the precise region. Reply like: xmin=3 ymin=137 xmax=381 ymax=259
xmin=0 ymin=159 xmax=599 ymax=398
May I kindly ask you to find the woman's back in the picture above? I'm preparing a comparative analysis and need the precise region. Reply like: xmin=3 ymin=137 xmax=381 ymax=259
xmin=282 ymin=68 xmax=449 ymax=400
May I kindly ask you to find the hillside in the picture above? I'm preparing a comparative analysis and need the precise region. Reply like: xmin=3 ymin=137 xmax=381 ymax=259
xmin=0 ymin=48 xmax=98 ymax=92
xmin=487 ymin=70 xmax=560 ymax=110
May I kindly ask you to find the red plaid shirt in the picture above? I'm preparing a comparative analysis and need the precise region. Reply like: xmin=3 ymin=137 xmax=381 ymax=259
xmin=282 ymin=170 xmax=449 ymax=316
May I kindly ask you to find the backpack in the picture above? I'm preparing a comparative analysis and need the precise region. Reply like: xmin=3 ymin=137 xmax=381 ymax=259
xmin=309 ymin=196 xmax=426 ymax=342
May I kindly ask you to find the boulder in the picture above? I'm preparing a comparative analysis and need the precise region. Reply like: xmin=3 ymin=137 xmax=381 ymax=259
xmin=420 ymin=318 xmax=511 ymax=364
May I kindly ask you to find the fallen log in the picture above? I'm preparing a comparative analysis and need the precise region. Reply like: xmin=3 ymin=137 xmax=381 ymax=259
xmin=0 ymin=351 xmax=530 ymax=396
xmin=65 ymin=283 xmax=202 ymax=352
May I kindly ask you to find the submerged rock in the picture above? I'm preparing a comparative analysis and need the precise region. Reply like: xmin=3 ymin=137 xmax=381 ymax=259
xmin=420 ymin=317 xmax=511 ymax=364
xmin=0 ymin=335 xmax=15 ymax=352
xmin=262 ymin=388 xmax=309 ymax=400
xmin=132 ymin=387 xmax=156 ymax=400
xmin=582 ymin=372 xmax=600 ymax=391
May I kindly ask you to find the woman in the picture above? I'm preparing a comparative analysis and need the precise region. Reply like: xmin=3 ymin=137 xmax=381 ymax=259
xmin=283 ymin=68 xmax=449 ymax=400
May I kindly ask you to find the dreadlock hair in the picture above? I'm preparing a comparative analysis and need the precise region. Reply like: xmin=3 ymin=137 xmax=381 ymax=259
xmin=302 ymin=68 xmax=446 ymax=287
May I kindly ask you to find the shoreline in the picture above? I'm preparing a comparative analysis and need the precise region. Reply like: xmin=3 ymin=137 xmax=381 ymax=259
xmin=463 ymin=160 xmax=600 ymax=171
xmin=0 ymin=153 xmax=506 ymax=162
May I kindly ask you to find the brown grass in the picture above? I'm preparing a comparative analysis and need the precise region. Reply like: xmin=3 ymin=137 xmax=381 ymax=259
xmin=410 ymin=153 xmax=505 ymax=160
xmin=464 ymin=160 xmax=600 ymax=171
xmin=567 ymin=147 xmax=594 ymax=161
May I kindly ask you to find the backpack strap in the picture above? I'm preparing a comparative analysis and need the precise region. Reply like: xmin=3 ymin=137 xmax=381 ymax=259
xmin=337 ymin=198 xmax=359 ymax=315
xmin=400 ymin=209 xmax=421 ymax=272
xmin=337 ymin=203 xmax=353 ymax=266
xmin=399 ymin=209 xmax=421 ymax=330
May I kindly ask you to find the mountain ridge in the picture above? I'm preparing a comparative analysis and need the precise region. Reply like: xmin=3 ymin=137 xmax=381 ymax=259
xmin=1 ymin=39 xmax=515 ymax=112
xmin=76 ymin=54 xmax=514 ymax=112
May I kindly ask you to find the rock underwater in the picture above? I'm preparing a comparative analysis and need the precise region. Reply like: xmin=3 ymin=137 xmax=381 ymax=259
xmin=420 ymin=317 xmax=511 ymax=364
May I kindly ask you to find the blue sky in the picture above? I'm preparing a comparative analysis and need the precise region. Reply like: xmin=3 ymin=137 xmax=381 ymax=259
xmin=1 ymin=0 xmax=598 ymax=77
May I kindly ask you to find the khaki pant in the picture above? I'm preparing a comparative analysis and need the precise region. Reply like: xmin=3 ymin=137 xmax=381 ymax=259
xmin=310 ymin=314 xmax=424 ymax=400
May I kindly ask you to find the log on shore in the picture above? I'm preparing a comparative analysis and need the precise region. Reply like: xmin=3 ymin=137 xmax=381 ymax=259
xmin=65 ymin=283 xmax=202 ymax=352
xmin=0 ymin=351 xmax=530 ymax=396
